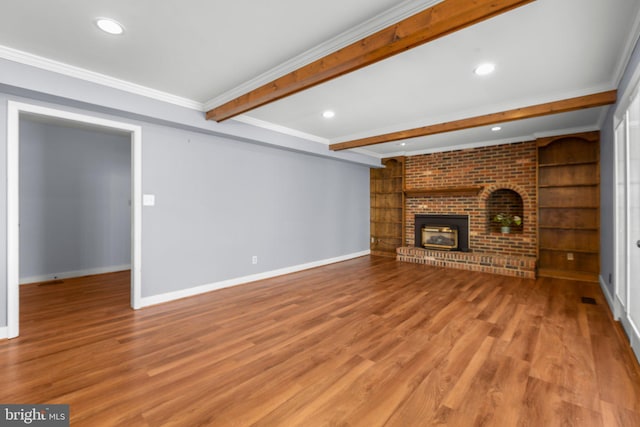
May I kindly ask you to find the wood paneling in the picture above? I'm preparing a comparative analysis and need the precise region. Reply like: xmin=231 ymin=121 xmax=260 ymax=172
xmin=2 ymin=259 xmax=639 ymax=425
xmin=370 ymin=157 xmax=404 ymax=256
xmin=330 ymin=92 xmax=616 ymax=151
xmin=206 ymin=0 xmax=535 ymax=122
xmin=537 ymin=133 xmax=600 ymax=282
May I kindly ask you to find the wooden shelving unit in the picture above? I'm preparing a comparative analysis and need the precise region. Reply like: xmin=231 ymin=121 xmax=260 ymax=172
xmin=537 ymin=132 xmax=600 ymax=282
xmin=370 ymin=157 xmax=405 ymax=257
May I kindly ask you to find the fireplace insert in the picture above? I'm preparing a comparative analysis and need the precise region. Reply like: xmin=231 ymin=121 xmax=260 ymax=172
xmin=421 ymin=225 xmax=458 ymax=250
xmin=414 ymin=214 xmax=469 ymax=252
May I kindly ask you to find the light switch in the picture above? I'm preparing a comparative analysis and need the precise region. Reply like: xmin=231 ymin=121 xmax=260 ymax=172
xmin=143 ymin=194 xmax=156 ymax=206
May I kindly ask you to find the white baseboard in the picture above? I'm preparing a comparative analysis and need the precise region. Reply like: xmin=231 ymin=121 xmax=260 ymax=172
xmin=620 ymin=315 xmax=640 ymax=364
xmin=599 ymin=276 xmax=640 ymax=365
xmin=140 ymin=250 xmax=370 ymax=308
xmin=599 ymin=275 xmax=622 ymax=319
xmin=20 ymin=264 xmax=131 ymax=285
xmin=0 ymin=327 xmax=7 ymax=339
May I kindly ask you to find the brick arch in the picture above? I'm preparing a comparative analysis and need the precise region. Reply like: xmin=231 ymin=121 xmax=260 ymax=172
xmin=479 ymin=183 xmax=533 ymax=210
xmin=480 ymin=183 xmax=535 ymax=235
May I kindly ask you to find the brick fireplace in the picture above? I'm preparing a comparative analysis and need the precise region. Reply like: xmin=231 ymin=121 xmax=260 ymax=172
xmin=397 ymin=141 xmax=537 ymax=278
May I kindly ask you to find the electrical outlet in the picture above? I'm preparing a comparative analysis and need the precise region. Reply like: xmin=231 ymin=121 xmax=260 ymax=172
xmin=252 ymin=256 xmax=258 ymax=265
xmin=567 ymin=252 xmax=574 ymax=261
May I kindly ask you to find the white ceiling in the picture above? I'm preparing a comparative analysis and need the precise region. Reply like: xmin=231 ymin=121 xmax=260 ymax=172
xmin=1 ymin=0 xmax=639 ymax=157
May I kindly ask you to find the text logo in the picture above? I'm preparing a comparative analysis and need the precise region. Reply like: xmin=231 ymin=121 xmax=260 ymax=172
xmin=0 ymin=405 xmax=69 ymax=426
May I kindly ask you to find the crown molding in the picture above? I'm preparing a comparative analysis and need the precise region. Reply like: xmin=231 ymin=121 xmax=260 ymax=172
xmin=366 ymin=136 xmax=534 ymax=158
xmin=0 ymin=44 xmax=204 ymax=111
xmin=361 ymin=124 xmax=600 ymax=158
xmin=532 ymin=124 xmax=600 ymax=140
xmin=612 ymin=7 xmax=640 ymax=88
xmin=232 ymin=115 xmax=330 ymax=144
xmin=203 ymin=0 xmax=442 ymax=111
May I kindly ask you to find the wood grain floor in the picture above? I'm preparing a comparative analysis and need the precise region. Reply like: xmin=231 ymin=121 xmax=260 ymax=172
xmin=2 ymin=256 xmax=640 ymax=426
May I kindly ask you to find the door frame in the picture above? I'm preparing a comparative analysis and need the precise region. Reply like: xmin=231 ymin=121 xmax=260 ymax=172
xmin=614 ymin=115 xmax=630 ymax=319
xmin=6 ymin=101 xmax=143 ymax=338
xmin=612 ymin=62 xmax=640 ymax=360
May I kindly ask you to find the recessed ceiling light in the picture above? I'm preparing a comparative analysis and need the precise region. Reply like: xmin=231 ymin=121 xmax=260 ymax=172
xmin=95 ymin=18 xmax=125 ymax=35
xmin=398 ymin=142 xmax=407 ymax=146
xmin=322 ymin=110 xmax=335 ymax=119
xmin=474 ymin=63 xmax=495 ymax=76
xmin=491 ymin=126 xmax=502 ymax=131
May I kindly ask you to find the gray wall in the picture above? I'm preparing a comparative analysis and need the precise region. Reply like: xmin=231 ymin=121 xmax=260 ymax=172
xmin=140 ymin=123 xmax=369 ymax=297
xmin=0 ymin=91 xmax=371 ymax=326
xmin=600 ymin=35 xmax=640 ymax=297
xmin=19 ymin=119 xmax=131 ymax=281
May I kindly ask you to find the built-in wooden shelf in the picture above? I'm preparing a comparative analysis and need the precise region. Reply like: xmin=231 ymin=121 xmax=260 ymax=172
xmin=373 ymin=234 xmax=404 ymax=239
xmin=538 ymin=160 xmax=598 ymax=168
xmin=538 ymin=183 xmax=598 ymax=188
xmin=538 ymin=205 xmax=598 ymax=209
xmin=539 ymin=206 xmax=598 ymax=210
xmin=404 ymin=186 xmax=484 ymax=197
xmin=539 ymin=226 xmax=598 ymax=231
xmin=371 ymin=157 xmax=405 ymax=257
xmin=537 ymin=132 xmax=600 ymax=281
xmin=537 ymin=268 xmax=598 ymax=283
xmin=539 ymin=246 xmax=598 ymax=254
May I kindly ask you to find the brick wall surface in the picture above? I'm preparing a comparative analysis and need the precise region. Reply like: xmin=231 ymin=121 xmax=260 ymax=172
xmin=404 ymin=141 xmax=537 ymax=258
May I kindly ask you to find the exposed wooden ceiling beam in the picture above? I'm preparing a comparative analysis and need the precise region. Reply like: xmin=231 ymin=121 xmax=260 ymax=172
xmin=206 ymin=0 xmax=535 ymax=122
xmin=329 ymin=90 xmax=617 ymax=151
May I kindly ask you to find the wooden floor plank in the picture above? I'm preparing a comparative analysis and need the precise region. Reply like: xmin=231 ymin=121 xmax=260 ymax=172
xmin=1 ymin=257 xmax=639 ymax=426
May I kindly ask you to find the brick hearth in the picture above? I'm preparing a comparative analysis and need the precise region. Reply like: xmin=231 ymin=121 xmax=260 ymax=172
xmin=397 ymin=247 xmax=536 ymax=279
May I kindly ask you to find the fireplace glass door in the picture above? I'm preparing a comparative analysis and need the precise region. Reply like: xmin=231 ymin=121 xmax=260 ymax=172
xmin=421 ymin=225 xmax=458 ymax=250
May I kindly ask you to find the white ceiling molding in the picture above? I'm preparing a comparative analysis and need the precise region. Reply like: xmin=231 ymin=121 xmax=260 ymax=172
xmin=356 ymin=136 xmax=535 ymax=158
xmin=531 ymin=125 xmax=601 ymax=140
xmin=350 ymin=147 xmax=388 ymax=159
xmin=0 ymin=44 xmax=204 ymax=111
xmin=358 ymin=124 xmax=601 ymax=158
xmin=202 ymin=0 xmax=442 ymax=111
xmin=232 ymin=115 xmax=330 ymax=144
xmin=612 ymin=7 xmax=640 ymax=88
xmin=614 ymin=38 xmax=640 ymax=122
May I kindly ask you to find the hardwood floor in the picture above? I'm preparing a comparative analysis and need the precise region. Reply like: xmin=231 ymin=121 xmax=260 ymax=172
xmin=2 ymin=256 xmax=640 ymax=426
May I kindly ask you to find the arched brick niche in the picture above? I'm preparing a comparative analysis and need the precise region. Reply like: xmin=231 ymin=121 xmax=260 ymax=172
xmin=486 ymin=188 xmax=524 ymax=234
xmin=476 ymin=183 xmax=536 ymax=256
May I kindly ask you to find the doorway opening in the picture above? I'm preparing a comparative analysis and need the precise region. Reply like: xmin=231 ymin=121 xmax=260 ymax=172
xmin=7 ymin=101 xmax=142 ymax=338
